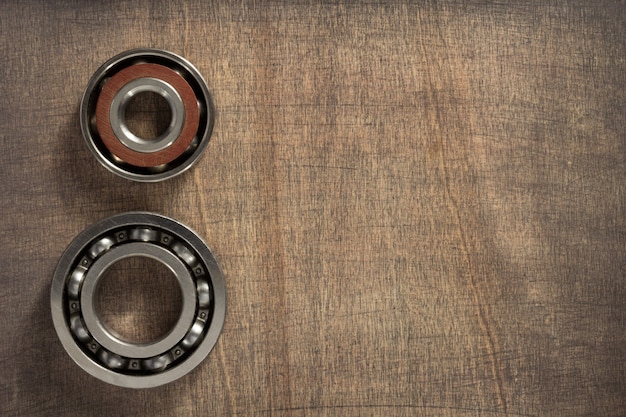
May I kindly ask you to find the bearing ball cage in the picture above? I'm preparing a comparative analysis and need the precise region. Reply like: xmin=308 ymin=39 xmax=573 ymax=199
xmin=50 ymin=213 xmax=226 ymax=388
xmin=80 ymin=49 xmax=214 ymax=182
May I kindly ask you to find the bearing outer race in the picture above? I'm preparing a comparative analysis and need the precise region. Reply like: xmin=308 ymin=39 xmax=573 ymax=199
xmin=50 ymin=212 xmax=227 ymax=389
xmin=95 ymin=63 xmax=200 ymax=167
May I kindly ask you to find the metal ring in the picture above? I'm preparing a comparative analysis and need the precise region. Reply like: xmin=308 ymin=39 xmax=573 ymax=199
xmin=80 ymin=242 xmax=197 ymax=359
xmin=110 ymin=78 xmax=185 ymax=153
xmin=50 ymin=213 xmax=226 ymax=388
xmin=80 ymin=49 xmax=214 ymax=182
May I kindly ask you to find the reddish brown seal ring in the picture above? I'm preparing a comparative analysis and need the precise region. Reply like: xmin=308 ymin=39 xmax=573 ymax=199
xmin=95 ymin=63 xmax=200 ymax=167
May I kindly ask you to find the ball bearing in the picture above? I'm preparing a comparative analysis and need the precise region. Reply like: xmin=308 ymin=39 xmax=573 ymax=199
xmin=80 ymin=49 xmax=214 ymax=181
xmin=50 ymin=213 xmax=226 ymax=388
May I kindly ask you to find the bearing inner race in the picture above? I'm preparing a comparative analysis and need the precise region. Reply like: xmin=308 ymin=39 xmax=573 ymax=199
xmin=110 ymin=78 xmax=185 ymax=153
xmin=81 ymin=242 xmax=197 ymax=358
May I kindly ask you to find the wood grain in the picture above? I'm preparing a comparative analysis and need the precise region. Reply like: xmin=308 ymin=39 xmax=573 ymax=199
xmin=0 ymin=1 xmax=624 ymax=416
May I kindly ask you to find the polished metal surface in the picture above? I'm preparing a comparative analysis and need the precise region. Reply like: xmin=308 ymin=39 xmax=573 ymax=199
xmin=50 ymin=212 xmax=226 ymax=388
xmin=80 ymin=49 xmax=214 ymax=182
xmin=110 ymin=77 xmax=185 ymax=153
xmin=80 ymin=242 xmax=197 ymax=359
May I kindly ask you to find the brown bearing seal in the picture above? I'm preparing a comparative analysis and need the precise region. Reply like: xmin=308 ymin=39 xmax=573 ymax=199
xmin=95 ymin=63 xmax=199 ymax=167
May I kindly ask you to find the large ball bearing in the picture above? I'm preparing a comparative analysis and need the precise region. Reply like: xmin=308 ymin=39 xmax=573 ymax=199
xmin=80 ymin=49 xmax=214 ymax=181
xmin=50 ymin=213 xmax=226 ymax=388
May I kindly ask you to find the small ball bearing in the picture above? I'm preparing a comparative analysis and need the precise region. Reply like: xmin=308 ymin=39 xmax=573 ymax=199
xmin=50 ymin=212 xmax=226 ymax=388
xmin=80 ymin=49 xmax=214 ymax=181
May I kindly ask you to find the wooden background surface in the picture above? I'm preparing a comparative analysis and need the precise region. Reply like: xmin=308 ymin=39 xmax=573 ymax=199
xmin=1 ymin=1 xmax=624 ymax=416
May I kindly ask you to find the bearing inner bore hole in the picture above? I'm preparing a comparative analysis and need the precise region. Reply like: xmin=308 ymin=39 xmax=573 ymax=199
xmin=94 ymin=256 xmax=182 ymax=344
xmin=123 ymin=91 xmax=172 ymax=140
